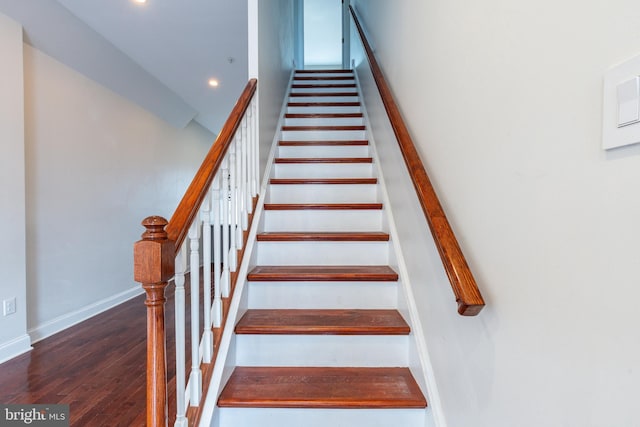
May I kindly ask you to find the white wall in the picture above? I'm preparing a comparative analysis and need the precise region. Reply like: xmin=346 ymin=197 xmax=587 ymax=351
xmin=253 ymin=0 xmax=295 ymax=176
xmin=0 ymin=12 xmax=30 ymax=363
xmin=23 ymin=44 xmax=213 ymax=341
xmin=351 ymin=1 xmax=640 ymax=426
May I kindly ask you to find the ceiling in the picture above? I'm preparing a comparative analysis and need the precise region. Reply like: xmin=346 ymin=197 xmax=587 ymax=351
xmin=0 ymin=0 xmax=249 ymax=134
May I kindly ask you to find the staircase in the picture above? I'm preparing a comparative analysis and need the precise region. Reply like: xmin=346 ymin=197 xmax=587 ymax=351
xmin=215 ymin=69 xmax=428 ymax=427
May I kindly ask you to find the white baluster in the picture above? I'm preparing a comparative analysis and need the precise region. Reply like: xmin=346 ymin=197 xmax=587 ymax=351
xmin=229 ymin=137 xmax=238 ymax=271
xmin=211 ymin=175 xmax=222 ymax=327
xmin=174 ymin=242 xmax=188 ymax=427
xmin=188 ymin=221 xmax=202 ymax=405
xmin=247 ymin=105 xmax=255 ymax=214
xmin=252 ymin=99 xmax=259 ymax=197
xmin=235 ymin=131 xmax=244 ymax=251
xmin=200 ymin=195 xmax=213 ymax=363
xmin=221 ymin=156 xmax=231 ymax=298
xmin=241 ymin=117 xmax=249 ymax=231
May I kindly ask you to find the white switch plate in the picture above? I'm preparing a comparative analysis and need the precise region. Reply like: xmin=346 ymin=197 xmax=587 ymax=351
xmin=603 ymin=53 xmax=640 ymax=149
xmin=617 ymin=76 xmax=640 ymax=127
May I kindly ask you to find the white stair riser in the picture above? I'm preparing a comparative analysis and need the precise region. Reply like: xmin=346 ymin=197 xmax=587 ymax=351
xmin=291 ymin=87 xmax=356 ymax=94
xmin=277 ymin=145 xmax=370 ymax=158
xmin=284 ymin=117 xmax=364 ymax=126
xmin=255 ymin=241 xmax=390 ymax=265
xmin=289 ymin=96 xmax=359 ymax=103
xmin=248 ymin=281 xmax=397 ymax=309
xmin=281 ymin=130 xmax=366 ymax=141
xmin=267 ymin=184 xmax=379 ymax=204
xmin=217 ymin=408 xmax=426 ymax=427
xmin=287 ymin=106 xmax=361 ymax=114
xmin=272 ymin=163 xmax=374 ymax=179
xmin=236 ymin=335 xmax=408 ymax=367
xmin=262 ymin=210 xmax=383 ymax=232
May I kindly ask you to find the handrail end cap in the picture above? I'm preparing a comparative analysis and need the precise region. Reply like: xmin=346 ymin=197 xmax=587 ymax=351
xmin=457 ymin=301 xmax=485 ymax=316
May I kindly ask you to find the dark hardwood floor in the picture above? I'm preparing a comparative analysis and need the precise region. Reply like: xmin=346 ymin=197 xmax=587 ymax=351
xmin=0 ymin=287 xmax=187 ymax=427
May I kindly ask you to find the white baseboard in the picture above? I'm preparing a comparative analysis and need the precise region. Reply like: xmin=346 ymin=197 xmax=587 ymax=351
xmin=0 ymin=334 xmax=32 ymax=365
xmin=28 ymin=285 xmax=144 ymax=344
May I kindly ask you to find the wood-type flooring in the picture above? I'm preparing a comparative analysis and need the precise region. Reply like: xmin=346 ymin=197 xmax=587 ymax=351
xmin=0 ymin=289 xmax=186 ymax=427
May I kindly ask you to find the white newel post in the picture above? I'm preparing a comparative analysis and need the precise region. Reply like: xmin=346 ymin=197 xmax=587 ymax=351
xmin=211 ymin=175 xmax=222 ymax=327
xmin=201 ymin=195 xmax=213 ymax=363
xmin=188 ymin=221 xmax=202 ymax=405
xmin=174 ymin=242 xmax=188 ymax=427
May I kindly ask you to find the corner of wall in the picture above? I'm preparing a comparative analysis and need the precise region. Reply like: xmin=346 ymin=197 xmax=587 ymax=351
xmin=0 ymin=11 xmax=31 ymax=361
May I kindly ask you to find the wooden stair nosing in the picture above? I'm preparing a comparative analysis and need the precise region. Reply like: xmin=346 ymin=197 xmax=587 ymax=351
xmin=256 ymin=231 xmax=389 ymax=242
xmin=290 ymin=92 xmax=358 ymax=97
xmin=294 ymin=76 xmax=355 ymax=81
xmin=274 ymin=157 xmax=372 ymax=164
xmin=263 ymin=203 xmax=383 ymax=210
xmin=235 ymin=309 xmax=410 ymax=335
xmin=269 ymin=178 xmax=377 ymax=185
xmin=217 ymin=366 xmax=427 ymax=409
xmin=285 ymin=113 xmax=363 ymax=118
xmin=247 ymin=265 xmax=399 ymax=282
xmin=292 ymin=83 xmax=357 ymax=89
xmin=278 ymin=140 xmax=368 ymax=146
xmin=281 ymin=125 xmax=366 ymax=131
xmin=295 ymin=69 xmax=353 ymax=73
xmin=288 ymin=102 xmax=360 ymax=107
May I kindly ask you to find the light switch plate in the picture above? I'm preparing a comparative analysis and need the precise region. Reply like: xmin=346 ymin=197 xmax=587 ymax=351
xmin=603 ymin=53 xmax=640 ymax=149
xmin=617 ymin=77 xmax=640 ymax=127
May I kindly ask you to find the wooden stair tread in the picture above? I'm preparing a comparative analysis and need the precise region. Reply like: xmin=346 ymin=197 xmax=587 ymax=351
xmin=285 ymin=113 xmax=363 ymax=118
xmin=269 ymin=178 xmax=377 ymax=185
xmin=264 ymin=203 xmax=383 ymax=210
xmin=279 ymin=140 xmax=368 ymax=146
xmin=292 ymin=84 xmax=357 ymax=89
xmin=288 ymin=102 xmax=360 ymax=107
xmin=295 ymin=69 xmax=353 ymax=73
xmin=257 ymin=232 xmax=389 ymax=242
xmin=217 ymin=367 xmax=427 ymax=408
xmin=294 ymin=76 xmax=355 ymax=81
xmin=290 ymin=92 xmax=358 ymax=97
xmin=247 ymin=265 xmax=398 ymax=282
xmin=282 ymin=125 xmax=366 ymax=131
xmin=274 ymin=157 xmax=372 ymax=164
xmin=235 ymin=309 xmax=409 ymax=335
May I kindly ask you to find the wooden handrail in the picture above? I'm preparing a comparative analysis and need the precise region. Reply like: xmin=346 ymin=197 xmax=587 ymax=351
xmin=166 ymin=78 xmax=258 ymax=253
xmin=349 ymin=6 xmax=485 ymax=316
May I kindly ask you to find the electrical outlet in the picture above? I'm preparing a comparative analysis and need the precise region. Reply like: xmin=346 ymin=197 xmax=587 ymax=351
xmin=3 ymin=297 xmax=16 ymax=316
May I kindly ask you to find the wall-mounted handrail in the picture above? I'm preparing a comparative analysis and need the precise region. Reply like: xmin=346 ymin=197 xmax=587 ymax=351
xmin=134 ymin=78 xmax=258 ymax=427
xmin=349 ymin=6 xmax=485 ymax=316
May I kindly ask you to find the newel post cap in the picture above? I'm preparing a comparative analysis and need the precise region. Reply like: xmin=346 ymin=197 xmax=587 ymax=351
xmin=134 ymin=216 xmax=175 ymax=284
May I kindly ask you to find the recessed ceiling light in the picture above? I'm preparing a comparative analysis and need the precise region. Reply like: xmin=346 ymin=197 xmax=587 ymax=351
xmin=208 ymin=79 xmax=219 ymax=88
xmin=133 ymin=0 xmax=146 ymax=4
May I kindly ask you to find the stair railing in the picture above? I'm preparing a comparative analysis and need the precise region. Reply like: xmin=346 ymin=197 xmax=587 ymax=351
xmin=349 ymin=6 xmax=485 ymax=316
xmin=134 ymin=78 xmax=258 ymax=427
